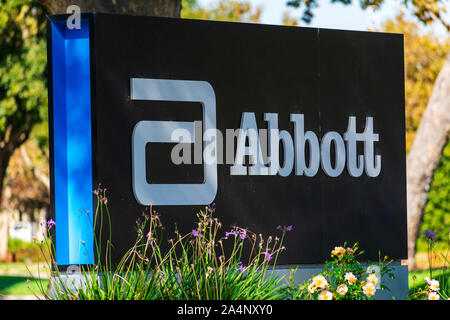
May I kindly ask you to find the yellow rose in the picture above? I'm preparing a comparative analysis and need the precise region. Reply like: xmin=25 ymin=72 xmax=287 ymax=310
xmin=429 ymin=279 xmax=440 ymax=292
xmin=337 ymin=284 xmax=348 ymax=296
xmin=345 ymin=272 xmax=357 ymax=285
xmin=367 ymin=273 xmax=378 ymax=285
xmin=308 ymin=283 xmax=316 ymax=294
xmin=312 ymin=275 xmax=328 ymax=289
xmin=428 ymin=292 xmax=440 ymax=300
xmin=362 ymin=282 xmax=376 ymax=297
xmin=318 ymin=290 xmax=333 ymax=300
xmin=331 ymin=246 xmax=346 ymax=258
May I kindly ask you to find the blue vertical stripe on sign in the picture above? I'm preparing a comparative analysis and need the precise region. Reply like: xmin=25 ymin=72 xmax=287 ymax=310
xmin=51 ymin=19 xmax=93 ymax=265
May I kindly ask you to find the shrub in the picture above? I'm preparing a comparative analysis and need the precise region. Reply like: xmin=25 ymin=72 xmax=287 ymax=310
xmin=38 ymin=188 xmax=399 ymax=300
xmin=7 ymin=238 xmax=49 ymax=263
xmin=418 ymin=141 xmax=450 ymax=253
xmin=286 ymin=243 xmax=395 ymax=300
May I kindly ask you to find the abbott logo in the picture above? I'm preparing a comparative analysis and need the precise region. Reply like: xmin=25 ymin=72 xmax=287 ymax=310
xmin=131 ymin=78 xmax=218 ymax=206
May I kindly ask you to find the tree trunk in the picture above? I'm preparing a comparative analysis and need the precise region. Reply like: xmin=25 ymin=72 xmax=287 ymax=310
xmin=407 ymin=54 xmax=450 ymax=269
xmin=0 ymin=210 xmax=8 ymax=261
xmin=40 ymin=0 xmax=181 ymax=17
xmin=20 ymin=146 xmax=50 ymax=191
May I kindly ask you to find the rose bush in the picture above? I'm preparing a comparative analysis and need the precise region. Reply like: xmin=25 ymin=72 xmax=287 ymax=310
xmin=287 ymin=243 xmax=395 ymax=300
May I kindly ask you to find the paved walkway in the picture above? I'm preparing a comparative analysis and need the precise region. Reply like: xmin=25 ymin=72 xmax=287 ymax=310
xmin=0 ymin=295 xmax=43 ymax=300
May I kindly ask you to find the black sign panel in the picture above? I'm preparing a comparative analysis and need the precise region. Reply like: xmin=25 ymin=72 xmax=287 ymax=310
xmin=48 ymin=13 xmax=407 ymax=265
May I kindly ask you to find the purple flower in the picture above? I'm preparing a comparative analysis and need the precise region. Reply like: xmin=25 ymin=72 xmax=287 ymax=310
xmin=192 ymin=229 xmax=202 ymax=239
xmin=41 ymin=219 xmax=55 ymax=231
xmin=262 ymin=251 xmax=273 ymax=262
xmin=225 ymin=229 xmax=247 ymax=240
xmin=277 ymin=225 xmax=293 ymax=232
xmin=237 ymin=261 xmax=246 ymax=272
xmin=225 ymin=230 xmax=238 ymax=237
xmin=423 ymin=230 xmax=436 ymax=240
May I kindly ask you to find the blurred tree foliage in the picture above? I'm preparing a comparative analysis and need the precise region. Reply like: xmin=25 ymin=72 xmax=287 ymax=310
xmin=4 ymin=139 xmax=49 ymax=214
xmin=381 ymin=12 xmax=449 ymax=151
xmin=380 ymin=13 xmax=449 ymax=252
xmin=181 ymin=0 xmax=261 ymax=22
xmin=0 ymin=0 xmax=47 ymax=192
xmin=0 ymin=0 xmax=47 ymax=260
xmin=287 ymin=0 xmax=449 ymax=31
xmin=8 ymin=237 xmax=46 ymax=262
xmin=282 ymin=11 xmax=299 ymax=26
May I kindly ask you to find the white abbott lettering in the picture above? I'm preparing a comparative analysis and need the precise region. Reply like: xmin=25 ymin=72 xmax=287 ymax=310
xmin=290 ymin=114 xmax=320 ymax=177
xmin=320 ymin=131 xmax=346 ymax=177
xmin=230 ymin=113 xmax=381 ymax=178
xmin=264 ymin=113 xmax=280 ymax=175
xmin=361 ymin=117 xmax=381 ymax=177
xmin=230 ymin=112 xmax=269 ymax=176
xmin=278 ymin=130 xmax=294 ymax=177
xmin=264 ymin=113 xmax=294 ymax=177
xmin=343 ymin=116 xmax=364 ymax=177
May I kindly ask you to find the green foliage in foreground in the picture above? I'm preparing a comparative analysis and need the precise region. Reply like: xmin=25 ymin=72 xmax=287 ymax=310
xmin=38 ymin=189 xmax=396 ymax=300
xmin=408 ymin=267 xmax=449 ymax=300
xmin=43 ymin=190 xmax=289 ymax=300
xmin=409 ymin=268 xmax=449 ymax=292
xmin=408 ymin=233 xmax=449 ymax=300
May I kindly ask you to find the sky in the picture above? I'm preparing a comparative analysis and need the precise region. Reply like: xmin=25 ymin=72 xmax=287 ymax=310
xmin=197 ymin=0 xmax=449 ymax=39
